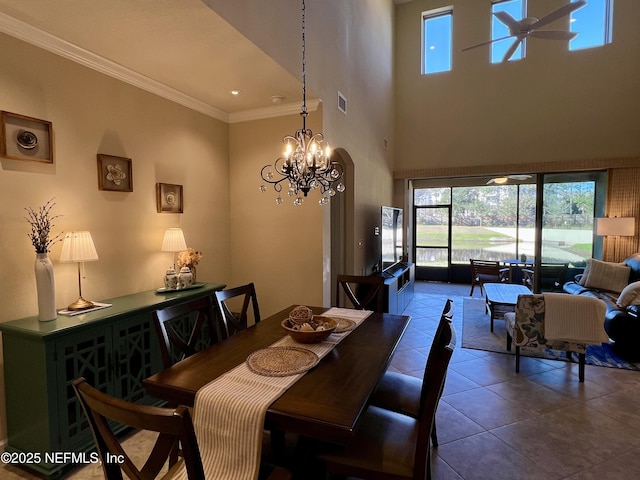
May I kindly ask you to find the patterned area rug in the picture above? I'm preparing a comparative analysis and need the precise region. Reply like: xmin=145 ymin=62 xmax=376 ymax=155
xmin=462 ymin=297 xmax=640 ymax=371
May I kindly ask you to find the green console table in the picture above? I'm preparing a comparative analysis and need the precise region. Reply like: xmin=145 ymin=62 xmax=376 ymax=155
xmin=0 ymin=282 xmax=225 ymax=478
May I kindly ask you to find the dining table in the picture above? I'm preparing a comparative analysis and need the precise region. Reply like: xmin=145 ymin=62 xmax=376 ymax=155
xmin=143 ymin=305 xmax=411 ymax=447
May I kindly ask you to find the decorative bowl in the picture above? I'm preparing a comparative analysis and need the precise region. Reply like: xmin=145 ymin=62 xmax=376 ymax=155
xmin=281 ymin=315 xmax=338 ymax=344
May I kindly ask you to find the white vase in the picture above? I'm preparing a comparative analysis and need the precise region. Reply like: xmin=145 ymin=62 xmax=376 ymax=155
xmin=35 ymin=253 xmax=57 ymax=321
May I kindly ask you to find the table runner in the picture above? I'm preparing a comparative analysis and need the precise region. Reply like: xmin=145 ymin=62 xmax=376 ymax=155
xmin=192 ymin=307 xmax=372 ymax=480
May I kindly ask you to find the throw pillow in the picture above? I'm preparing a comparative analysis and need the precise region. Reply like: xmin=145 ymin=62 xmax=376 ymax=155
xmin=581 ymin=258 xmax=630 ymax=293
xmin=617 ymin=281 xmax=640 ymax=307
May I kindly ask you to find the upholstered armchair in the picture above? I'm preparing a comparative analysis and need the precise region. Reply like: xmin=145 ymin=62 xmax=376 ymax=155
xmin=504 ymin=293 xmax=608 ymax=382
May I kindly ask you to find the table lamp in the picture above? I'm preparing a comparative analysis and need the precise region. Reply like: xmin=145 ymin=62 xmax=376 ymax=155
xmin=161 ymin=227 xmax=187 ymax=271
xmin=60 ymin=231 xmax=99 ymax=310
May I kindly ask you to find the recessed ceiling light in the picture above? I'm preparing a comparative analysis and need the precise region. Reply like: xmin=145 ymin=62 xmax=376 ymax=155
xmin=230 ymin=89 xmax=241 ymax=96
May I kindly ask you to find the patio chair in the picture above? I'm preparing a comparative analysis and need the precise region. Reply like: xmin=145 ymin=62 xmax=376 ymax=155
xmin=522 ymin=263 xmax=569 ymax=292
xmin=469 ymin=259 xmax=510 ymax=296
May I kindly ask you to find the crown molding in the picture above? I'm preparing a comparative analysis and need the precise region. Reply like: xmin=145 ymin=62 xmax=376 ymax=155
xmin=0 ymin=12 xmax=230 ymax=122
xmin=228 ymin=98 xmax=319 ymax=124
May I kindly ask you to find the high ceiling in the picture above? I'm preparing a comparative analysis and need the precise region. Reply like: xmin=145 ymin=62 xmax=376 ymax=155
xmin=0 ymin=0 xmax=305 ymax=122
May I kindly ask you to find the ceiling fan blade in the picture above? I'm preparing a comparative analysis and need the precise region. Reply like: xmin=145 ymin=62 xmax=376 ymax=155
xmin=530 ymin=30 xmax=578 ymax=41
xmin=531 ymin=0 xmax=587 ymax=31
xmin=461 ymin=36 xmax=512 ymax=52
xmin=507 ymin=175 xmax=532 ymax=181
xmin=501 ymin=38 xmax=522 ymax=63
xmin=493 ymin=11 xmax=519 ymax=30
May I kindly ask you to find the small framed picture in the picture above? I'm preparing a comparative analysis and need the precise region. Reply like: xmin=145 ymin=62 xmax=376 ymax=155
xmin=97 ymin=154 xmax=133 ymax=192
xmin=1 ymin=111 xmax=53 ymax=163
xmin=156 ymin=183 xmax=183 ymax=213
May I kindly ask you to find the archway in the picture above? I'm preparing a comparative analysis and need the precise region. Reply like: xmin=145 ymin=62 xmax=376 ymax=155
xmin=324 ymin=147 xmax=355 ymax=306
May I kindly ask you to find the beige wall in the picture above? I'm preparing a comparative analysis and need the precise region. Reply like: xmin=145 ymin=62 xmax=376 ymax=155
xmin=229 ymin=113 xmax=325 ymax=318
xmin=394 ymin=0 xmax=640 ymax=174
xmin=206 ymin=0 xmax=397 ymax=276
xmin=0 ymin=1 xmax=397 ymax=442
xmin=0 ymin=33 xmax=231 ymax=438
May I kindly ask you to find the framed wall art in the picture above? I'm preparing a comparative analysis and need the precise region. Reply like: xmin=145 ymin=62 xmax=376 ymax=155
xmin=156 ymin=183 xmax=183 ymax=213
xmin=97 ymin=154 xmax=133 ymax=192
xmin=1 ymin=111 xmax=53 ymax=163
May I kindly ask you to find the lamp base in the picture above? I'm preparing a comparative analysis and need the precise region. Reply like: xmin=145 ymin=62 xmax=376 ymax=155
xmin=67 ymin=297 xmax=95 ymax=311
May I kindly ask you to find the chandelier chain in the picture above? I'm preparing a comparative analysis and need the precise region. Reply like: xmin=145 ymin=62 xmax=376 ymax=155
xmin=301 ymin=0 xmax=308 ymax=124
xmin=258 ymin=0 xmax=345 ymax=206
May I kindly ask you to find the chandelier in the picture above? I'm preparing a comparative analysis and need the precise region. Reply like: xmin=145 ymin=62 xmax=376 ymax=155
xmin=259 ymin=0 xmax=345 ymax=206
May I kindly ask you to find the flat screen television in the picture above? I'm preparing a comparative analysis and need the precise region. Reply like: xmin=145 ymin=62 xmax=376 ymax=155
xmin=381 ymin=206 xmax=403 ymax=272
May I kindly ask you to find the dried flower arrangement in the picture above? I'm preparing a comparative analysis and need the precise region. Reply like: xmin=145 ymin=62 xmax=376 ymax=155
xmin=177 ymin=247 xmax=202 ymax=269
xmin=25 ymin=198 xmax=63 ymax=253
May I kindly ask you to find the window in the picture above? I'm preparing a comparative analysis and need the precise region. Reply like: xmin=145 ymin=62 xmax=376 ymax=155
xmin=570 ymin=0 xmax=614 ymax=51
xmin=492 ymin=0 xmax=526 ymax=63
xmin=412 ymin=175 xmax=600 ymax=280
xmin=422 ymin=8 xmax=453 ymax=74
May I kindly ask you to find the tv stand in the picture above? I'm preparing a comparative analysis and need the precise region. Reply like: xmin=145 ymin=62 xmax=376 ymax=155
xmin=381 ymin=262 xmax=415 ymax=314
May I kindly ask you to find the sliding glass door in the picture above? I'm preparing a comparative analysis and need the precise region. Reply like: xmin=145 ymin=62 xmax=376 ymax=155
xmin=534 ymin=172 xmax=606 ymax=288
xmin=412 ymin=172 xmax=606 ymax=283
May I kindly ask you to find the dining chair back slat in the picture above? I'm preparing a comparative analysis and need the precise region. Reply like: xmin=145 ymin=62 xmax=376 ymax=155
xmin=72 ymin=377 xmax=205 ymax=480
xmin=214 ymin=283 xmax=261 ymax=338
xmin=336 ymin=274 xmax=386 ymax=313
xmin=369 ymin=298 xmax=454 ymax=447
xmin=153 ymin=295 xmax=222 ymax=370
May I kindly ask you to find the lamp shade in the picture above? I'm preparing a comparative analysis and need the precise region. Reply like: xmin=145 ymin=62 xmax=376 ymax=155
xmin=596 ymin=217 xmax=636 ymax=237
xmin=60 ymin=231 xmax=99 ymax=263
xmin=161 ymin=228 xmax=187 ymax=252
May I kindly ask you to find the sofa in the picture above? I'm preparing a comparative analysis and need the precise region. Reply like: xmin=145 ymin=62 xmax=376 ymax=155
xmin=563 ymin=253 xmax=640 ymax=359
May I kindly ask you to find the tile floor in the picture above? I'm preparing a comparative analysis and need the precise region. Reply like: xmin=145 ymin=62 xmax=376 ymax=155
xmin=392 ymin=282 xmax=640 ymax=480
xmin=3 ymin=281 xmax=640 ymax=479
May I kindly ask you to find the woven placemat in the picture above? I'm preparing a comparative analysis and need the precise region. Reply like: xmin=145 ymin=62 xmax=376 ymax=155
xmin=246 ymin=346 xmax=319 ymax=377
xmin=333 ymin=317 xmax=357 ymax=333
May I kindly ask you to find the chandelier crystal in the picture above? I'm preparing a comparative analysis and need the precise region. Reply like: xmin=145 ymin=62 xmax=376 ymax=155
xmin=259 ymin=0 xmax=345 ymax=206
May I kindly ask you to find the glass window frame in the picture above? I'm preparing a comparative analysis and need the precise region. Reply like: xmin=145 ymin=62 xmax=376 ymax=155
xmin=421 ymin=6 xmax=454 ymax=75
xmin=569 ymin=0 xmax=614 ymax=51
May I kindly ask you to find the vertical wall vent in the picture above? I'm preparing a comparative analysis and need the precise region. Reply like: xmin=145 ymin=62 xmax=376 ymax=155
xmin=337 ymin=91 xmax=347 ymax=114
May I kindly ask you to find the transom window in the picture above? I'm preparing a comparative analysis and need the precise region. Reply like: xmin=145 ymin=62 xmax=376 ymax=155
xmin=492 ymin=0 xmax=526 ymax=63
xmin=422 ymin=7 xmax=453 ymax=74
xmin=570 ymin=0 xmax=614 ymax=50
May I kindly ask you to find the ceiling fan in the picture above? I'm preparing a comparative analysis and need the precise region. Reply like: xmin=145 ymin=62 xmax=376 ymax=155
xmin=462 ymin=0 xmax=587 ymax=63
xmin=486 ymin=175 xmax=532 ymax=185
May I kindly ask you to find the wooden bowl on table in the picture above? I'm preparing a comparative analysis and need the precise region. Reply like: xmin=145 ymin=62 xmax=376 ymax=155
xmin=282 ymin=315 xmax=338 ymax=344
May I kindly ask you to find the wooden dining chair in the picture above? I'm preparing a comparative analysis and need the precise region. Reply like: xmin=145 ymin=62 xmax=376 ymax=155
xmin=336 ymin=274 xmax=386 ymax=313
xmin=72 ymin=376 xmax=205 ymax=480
xmin=213 ymin=283 xmax=261 ymax=337
xmin=368 ymin=298 xmax=454 ymax=447
xmin=469 ymin=259 xmax=510 ymax=296
xmin=317 ymin=317 xmax=456 ymax=480
xmin=73 ymin=377 xmax=291 ymax=480
xmin=153 ymin=295 xmax=224 ymax=369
